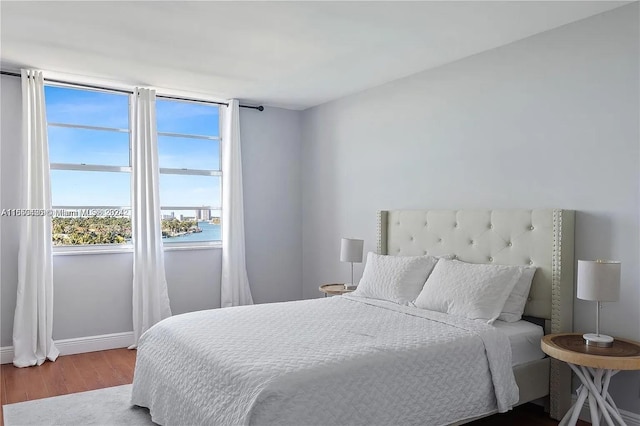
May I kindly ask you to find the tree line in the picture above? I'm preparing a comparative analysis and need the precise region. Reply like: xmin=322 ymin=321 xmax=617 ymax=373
xmin=52 ymin=217 xmax=199 ymax=245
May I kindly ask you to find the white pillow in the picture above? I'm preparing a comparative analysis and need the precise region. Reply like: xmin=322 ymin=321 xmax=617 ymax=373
xmin=414 ymin=259 xmax=524 ymax=324
xmin=351 ymin=252 xmax=439 ymax=304
xmin=498 ymin=266 xmax=537 ymax=323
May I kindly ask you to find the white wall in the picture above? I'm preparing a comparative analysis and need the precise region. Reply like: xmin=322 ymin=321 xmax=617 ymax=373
xmin=301 ymin=4 xmax=639 ymax=414
xmin=0 ymin=75 xmax=303 ymax=345
xmin=0 ymin=75 xmax=21 ymax=348
xmin=242 ymin=107 xmax=303 ymax=304
xmin=50 ymin=250 xmax=221 ymax=340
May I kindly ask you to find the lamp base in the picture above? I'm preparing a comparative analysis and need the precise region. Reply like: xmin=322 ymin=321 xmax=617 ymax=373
xmin=583 ymin=333 xmax=614 ymax=348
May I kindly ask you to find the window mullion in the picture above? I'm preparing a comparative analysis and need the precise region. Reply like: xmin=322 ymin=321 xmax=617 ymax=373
xmin=48 ymin=122 xmax=129 ymax=133
xmin=51 ymin=163 xmax=131 ymax=173
xmin=159 ymin=168 xmax=220 ymax=176
xmin=158 ymin=131 xmax=219 ymax=141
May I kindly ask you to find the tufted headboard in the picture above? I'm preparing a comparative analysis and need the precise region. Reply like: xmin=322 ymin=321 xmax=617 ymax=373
xmin=376 ymin=209 xmax=575 ymax=418
xmin=376 ymin=209 xmax=574 ymax=326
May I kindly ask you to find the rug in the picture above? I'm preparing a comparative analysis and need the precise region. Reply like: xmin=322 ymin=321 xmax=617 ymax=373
xmin=3 ymin=384 xmax=156 ymax=426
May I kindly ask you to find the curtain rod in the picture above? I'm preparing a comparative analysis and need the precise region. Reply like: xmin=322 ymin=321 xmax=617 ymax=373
xmin=0 ymin=70 xmax=264 ymax=111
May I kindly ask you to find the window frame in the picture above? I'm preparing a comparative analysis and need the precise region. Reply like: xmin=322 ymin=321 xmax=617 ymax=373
xmin=46 ymin=83 xmax=223 ymax=252
xmin=47 ymin=83 xmax=133 ymax=251
xmin=156 ymin=98 xmax=222 ymax=247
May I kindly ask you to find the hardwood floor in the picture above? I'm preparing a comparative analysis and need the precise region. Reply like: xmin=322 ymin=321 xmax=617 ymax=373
xmin=0 ymin=349 xmax=135 ymax=426
xmin=469 ymin=403 xmax=589 ymax=426
xmin=0 ymin=349 xmax=588 ymax=426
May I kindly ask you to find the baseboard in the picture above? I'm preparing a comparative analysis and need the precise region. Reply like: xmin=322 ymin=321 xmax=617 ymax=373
xmin=0 ymin=331 xmax=134 ymax=364
xmin=572 ymin=394 xmax=640 ymax=426
xmin=0 ymin=346 xmax=14 ymax=364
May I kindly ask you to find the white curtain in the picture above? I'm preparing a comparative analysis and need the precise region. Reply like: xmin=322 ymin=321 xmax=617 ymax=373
xmin=130 ymin=88 xmax=172 ymax=347
xmin=13 ymin=70 xmax=60 ymax=367
xmin=221 ymin=100 xmax=253 ymax=307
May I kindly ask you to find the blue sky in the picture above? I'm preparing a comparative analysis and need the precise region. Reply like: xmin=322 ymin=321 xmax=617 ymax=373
xmin=45 ymin=86 xmax=221 ymax=212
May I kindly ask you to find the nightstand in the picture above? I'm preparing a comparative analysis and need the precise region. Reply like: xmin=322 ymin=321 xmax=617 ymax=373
xmin=541 ymin=333 xmax=640 ymax=426
xmin=319 ymin=283 xmax=355 ymax=297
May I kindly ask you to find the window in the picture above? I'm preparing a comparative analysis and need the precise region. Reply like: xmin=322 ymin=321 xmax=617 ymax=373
xmin=46 ymin=85 xmax=222 ymax=247
xmin=156 ymin=99 xmax=221 ymax=244
xmin=46 ymin=85 xmax=132 ymax=246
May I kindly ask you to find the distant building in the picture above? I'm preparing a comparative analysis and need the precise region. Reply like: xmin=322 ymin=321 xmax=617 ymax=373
xmin=196 ymin=208 xmax=211 ymax=221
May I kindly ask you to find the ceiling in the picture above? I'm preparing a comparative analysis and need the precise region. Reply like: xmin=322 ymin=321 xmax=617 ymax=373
xmin=0 ymin=1 xmax=629 ymax=110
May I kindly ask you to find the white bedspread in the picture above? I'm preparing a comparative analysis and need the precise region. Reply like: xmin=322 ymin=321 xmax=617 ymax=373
xmin=131 ymin=296 xmax=519 ymax=426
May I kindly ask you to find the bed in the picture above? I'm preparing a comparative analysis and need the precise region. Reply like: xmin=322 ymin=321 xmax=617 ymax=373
xmin=131 ymin=209 xmax=575 ymax=425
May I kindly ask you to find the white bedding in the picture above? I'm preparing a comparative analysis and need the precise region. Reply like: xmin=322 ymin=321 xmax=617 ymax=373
xmin=131 ymin=296 xmax=519 ymax=426
xmin=493 ymin=320 xmax=546 ymax=367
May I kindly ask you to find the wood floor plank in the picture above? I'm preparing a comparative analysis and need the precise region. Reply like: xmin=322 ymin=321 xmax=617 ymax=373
xmin=55 ymin=354 xmax=87 ymax=394
xmin=118 ymin=348 xmax=137 ymax=369
xmin=2 ymin=364 xmax=30 ymax=404
xmin=104 ymin=349 xmax=135 ymax=384
xmin=68 ymin=353 xmax=107 ymax=391
xmin=85 ymin=351 xmax=126 ymax=388
xmin=21 ymin=365 xmax=49 ymax=401
xmin=1 ymin=365 xmax=8 ymax=405
xmin=0 ymin=366 xmax=6 ymax=426
xmin=38 ymin=359 xmax=69 ymax=397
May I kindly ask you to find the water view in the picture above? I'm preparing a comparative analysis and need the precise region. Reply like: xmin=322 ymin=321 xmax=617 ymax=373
xmin=51 ymin=215 xmax=221 ymax=246
xmin=165 ymin=220 xmax=221 ymax=243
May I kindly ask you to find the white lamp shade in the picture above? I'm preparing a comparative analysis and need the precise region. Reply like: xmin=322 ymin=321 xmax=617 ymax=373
xmin=340 ymin=238 xmax=364 ymax=263
xmin=577 ymin=260 xmax=621 ymax=302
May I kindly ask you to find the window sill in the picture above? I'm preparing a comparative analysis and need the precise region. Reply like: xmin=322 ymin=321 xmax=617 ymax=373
xmin=53 ymin=242 xmax=222 ymax=256
xmin=53 ymin=245 xmax=133 ymax=256
xmin=164 ymin=242 xmax=222 ymax=251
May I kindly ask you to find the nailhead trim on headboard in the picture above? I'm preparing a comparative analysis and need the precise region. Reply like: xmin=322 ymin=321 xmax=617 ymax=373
xmin=550 ymin=209 xmax=562 ymax=419
xmin=549 ymin=209 xmax=574 ymax=420
xmin=551 ymin=209 xmax=562 ymax=334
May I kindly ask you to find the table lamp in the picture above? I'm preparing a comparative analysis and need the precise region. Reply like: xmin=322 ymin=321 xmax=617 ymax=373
xmin=340 ymin=238 xmax=364 ymax=290
xmin=577 ymin=260 xmax=621 ymax=347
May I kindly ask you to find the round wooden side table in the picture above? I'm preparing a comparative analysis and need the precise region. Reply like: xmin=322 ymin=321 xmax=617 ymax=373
xmin=541 ymin=333 xmax=640 ymax=426
xmin=319 ymin=283 xmax=354 ymax=297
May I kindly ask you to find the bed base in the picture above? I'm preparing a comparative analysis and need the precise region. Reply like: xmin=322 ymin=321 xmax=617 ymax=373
xmin=453 ymin=358 xmax=551 ymax=425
